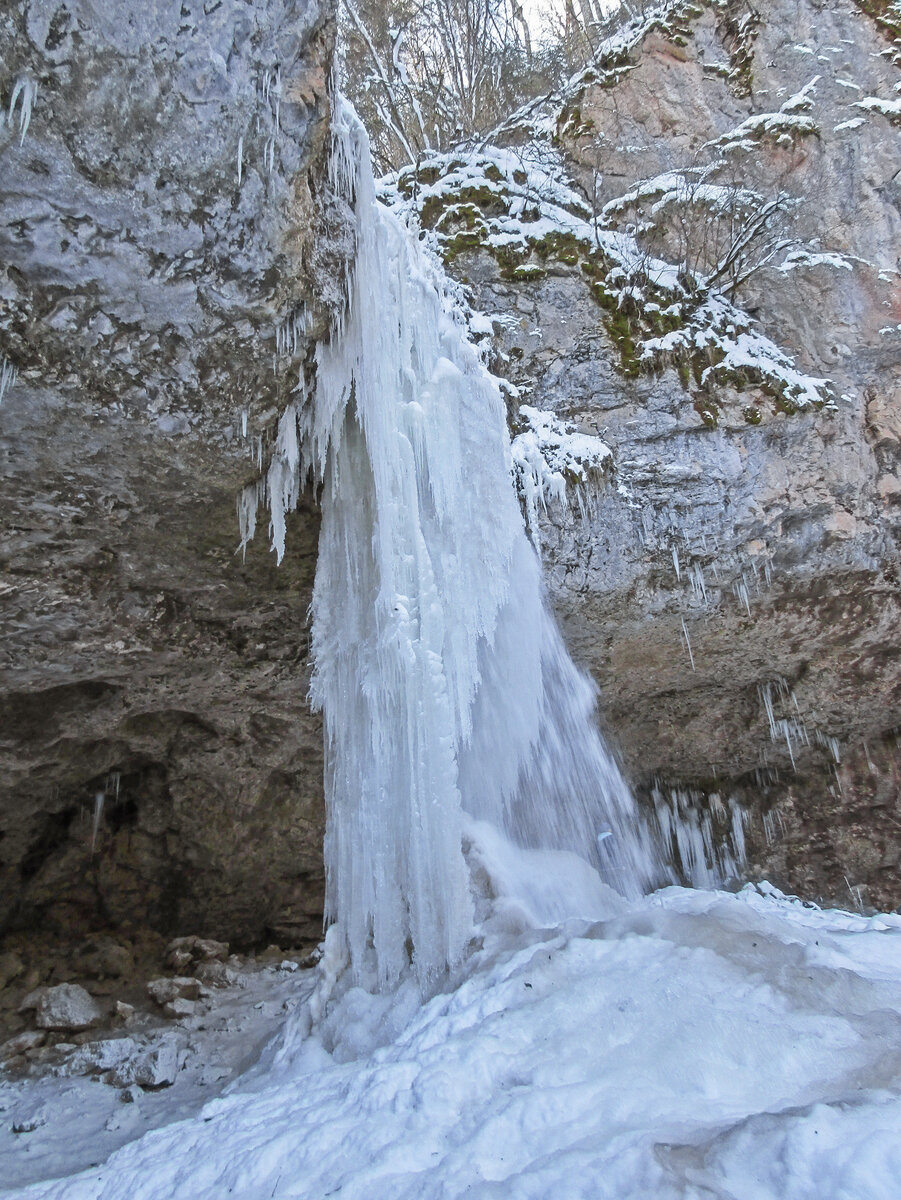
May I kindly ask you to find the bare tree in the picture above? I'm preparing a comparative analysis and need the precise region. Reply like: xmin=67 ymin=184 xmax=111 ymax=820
xmin=603 ymin=163 xmax=801 ymax=299
xmin=340 ymin=0 xmax=553 ymax=171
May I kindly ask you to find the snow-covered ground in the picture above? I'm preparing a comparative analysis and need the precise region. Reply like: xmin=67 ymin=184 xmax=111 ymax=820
xmin=4 ymin=880 xmax=901 ymax=1200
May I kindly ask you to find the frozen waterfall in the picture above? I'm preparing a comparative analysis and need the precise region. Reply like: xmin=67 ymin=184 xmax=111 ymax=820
xmin=267 ymin=98 xmax=661 ymax=991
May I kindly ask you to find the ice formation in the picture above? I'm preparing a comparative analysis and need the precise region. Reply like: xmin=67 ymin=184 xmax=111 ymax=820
xmin=258 ymin=98 xmax=660 ymax=992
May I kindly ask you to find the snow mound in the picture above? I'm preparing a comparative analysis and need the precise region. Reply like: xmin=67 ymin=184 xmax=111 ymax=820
xmin=8 ymin=882 xmax=901 ymax=1200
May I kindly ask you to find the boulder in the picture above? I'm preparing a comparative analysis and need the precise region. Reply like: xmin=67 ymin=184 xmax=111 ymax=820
xmin=76 ymin=941 xmax=134 ymax=980
xmin=19 ymin=983 xmax=103 ymax=1031
xmin=165 ymin=936 xmax=230 ymax=969
xmin=64 ymin=1036 xmax=140 ymax=1077
xmin=109 ymin=1037 xmax=181 ymax=1090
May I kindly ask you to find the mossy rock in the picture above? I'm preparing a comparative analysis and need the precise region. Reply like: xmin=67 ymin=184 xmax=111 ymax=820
xmin=513 ymin=264 xmax=546 ymax=281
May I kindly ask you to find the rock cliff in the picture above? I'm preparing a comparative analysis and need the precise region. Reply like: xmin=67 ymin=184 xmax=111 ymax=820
xmin=445 ymin=0 xmax=901 ymax=909
xmin=0 ymin=0 xmax=338 ymax=949
xmin=3 ymin=0 xmax=901 ymax=971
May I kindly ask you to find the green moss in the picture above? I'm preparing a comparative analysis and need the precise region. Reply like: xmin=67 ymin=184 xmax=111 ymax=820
xmin=695 ymin=400 xmax=719 ymax=429
xmin=744 ymin=405 xmax=762 ymax=424
xmin=420 ymin=194 xmax=447 ymax=229
xmin=532 ymin=230 xmax=583 ymax=261
xmin=854 ymin=0 xmax=901 ymax=49
xmin=608 ymin=310 xmax=641 ymax=377
xmin=483 ymin=163 xmax=504 ymax=183
xmin=435 ymin=202 xmax=485 ymax=233
xmin=715 ymin=0 xmax=761 ymax=97
xmin=443 ymin=230 xmax=488 ymax=263
xmin=775 ymin=394 xmax=799 ymax=416
xmin=513 ymin=264 xmax=547 ymax=281
xmin=416 ymin=164 xmax=443 ymax=185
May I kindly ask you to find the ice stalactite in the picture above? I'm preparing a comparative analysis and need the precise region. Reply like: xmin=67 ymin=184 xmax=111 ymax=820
xmin=260 ymin=97 xmax=661 ymax=992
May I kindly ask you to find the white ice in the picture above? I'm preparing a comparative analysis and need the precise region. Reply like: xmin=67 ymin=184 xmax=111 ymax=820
xmin=261 ymin=98 xmax=660 ymax=994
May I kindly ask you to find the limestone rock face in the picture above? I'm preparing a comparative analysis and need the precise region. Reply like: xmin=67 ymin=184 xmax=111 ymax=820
xmin=0 ymin=1 xmax=339 ymax=948
xmin=465 ymin=0 xmax=901 ymax=908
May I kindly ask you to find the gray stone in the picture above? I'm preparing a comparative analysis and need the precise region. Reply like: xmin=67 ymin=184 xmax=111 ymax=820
xmin=129 ymin=1038 xmax=181 ymax=1090
xmin=162 ymin=997 xmax=197 ymax=1020
xmin=76 ymin=942 xmax=133 ymax=980
xmin=0 ymin=1030 xmax=45 ymax=1060
xmin=194 ymin=961 xmax=240 ymax=988
xmin=19 ymin=984 xmax=103 ymax=1031
xmin=64 ymin=1036 xmax=141 ymax=1077
xmin=146 ymin=976 xmax=201 ymax=1007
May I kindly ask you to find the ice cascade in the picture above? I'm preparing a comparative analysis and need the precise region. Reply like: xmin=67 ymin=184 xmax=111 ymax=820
xmin=271 ymin=99 xmax=660 ymax=992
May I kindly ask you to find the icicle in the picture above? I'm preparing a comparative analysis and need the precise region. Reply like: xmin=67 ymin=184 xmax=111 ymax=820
xmin=8 ymin=76 xmax=37 ymax=145
xmin=733 ymin=577 xmax=752 ymax=617
xmin=91 ymin=791 xmax=105 ymax=853
xmin=681 ymin=617 xmax=695 ymax=671
xmin=237 ymin=135 xmax=243 ymax=186
xmin=863 ymin=739 xmax=875 ymax=773
xmin=236 ymin=480 xmax=262 ymax=562
xmin=689 ymin=562 xmax=707 ymax=604
xmin=672 ymin=545 xmax=681 ymax=581
xmin=0 ymin=357 xmax=17 ymax=406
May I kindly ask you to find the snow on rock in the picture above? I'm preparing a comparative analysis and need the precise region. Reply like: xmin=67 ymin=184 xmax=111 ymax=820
xmin=855 ymin=94 xmax=901 ymax=123
xmin=709 ymin=76 xmax=822 ymax=152
xmin=19 ymin=984 xmax=102 ymax=1032
xmin=510 ymin=406 xmax=612 ymax=549
xmin=383 ymin=139 xmax=834 ymax=414
xmin=7 ymin=883 xmax=901 ymax=1200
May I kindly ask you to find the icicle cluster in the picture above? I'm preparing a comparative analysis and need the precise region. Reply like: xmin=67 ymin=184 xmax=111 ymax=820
xmin=261 ymin=98 xmax=660 ymax=992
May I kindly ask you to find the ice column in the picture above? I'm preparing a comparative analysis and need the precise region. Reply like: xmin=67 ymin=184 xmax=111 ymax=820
xmin=292 ymin=98 xmax=659 ymax=991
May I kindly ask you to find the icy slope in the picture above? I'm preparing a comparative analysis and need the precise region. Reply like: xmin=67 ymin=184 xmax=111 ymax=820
xmin=7 ymin=882 xmax=901 ymax=1200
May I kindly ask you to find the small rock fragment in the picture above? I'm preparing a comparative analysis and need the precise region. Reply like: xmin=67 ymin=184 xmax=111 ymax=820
xmin=115 ymin=1001 xmax=136 ymax=1021
xmin=77 ymin=941 xmax=133 ymax=979
xmin=146 ymin=977 xmax=201 ymax=1006
xmin=0 ymin=1030 xmax=45 ymax=1060
xmin=162 ymin=997 xmax=196 ymax=1019
xmin=194 ymin=961 xmax=238 ymax=988
xmin=0 ymin=951 xmax=25 ymax=991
